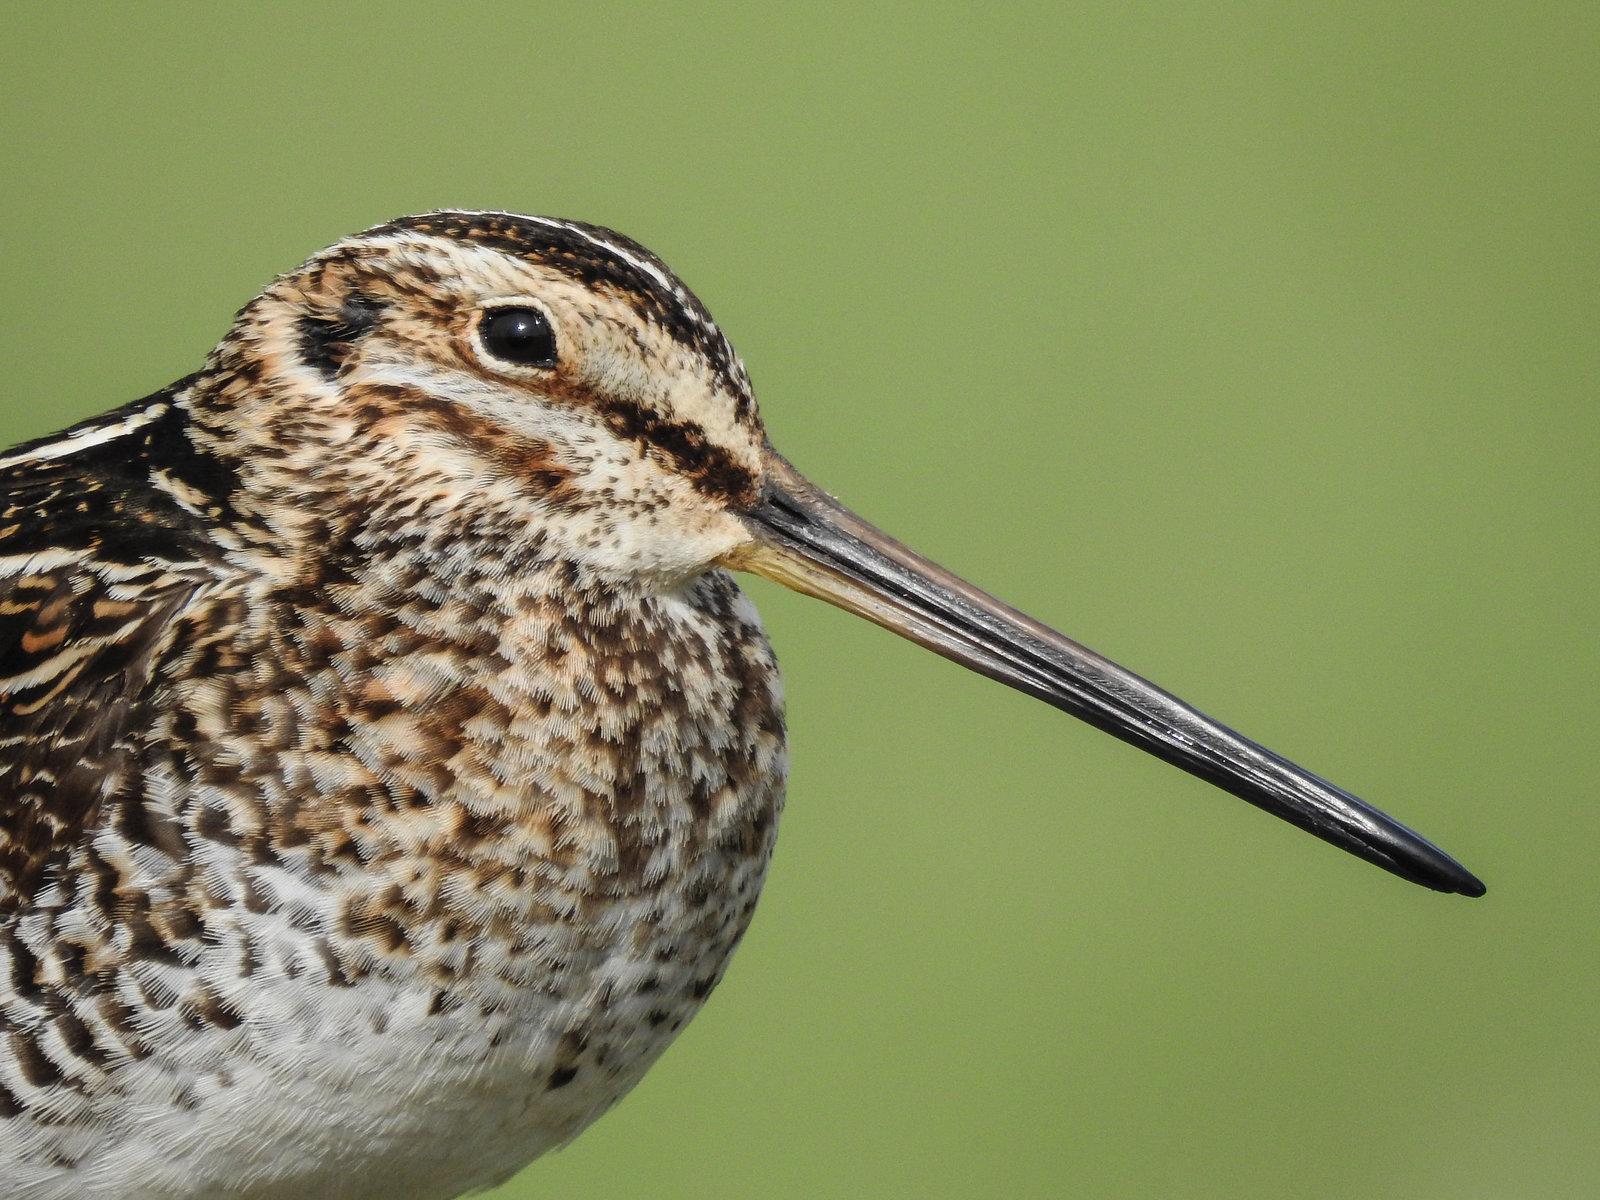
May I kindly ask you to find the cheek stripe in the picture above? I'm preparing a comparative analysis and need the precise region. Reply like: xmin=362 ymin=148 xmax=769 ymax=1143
xmin=350 ymin=362 xmax=759 ymax=508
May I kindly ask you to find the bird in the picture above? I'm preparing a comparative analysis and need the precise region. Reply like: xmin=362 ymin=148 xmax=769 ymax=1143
xmin=0 ymin=211 xmax=1483 ymax=1200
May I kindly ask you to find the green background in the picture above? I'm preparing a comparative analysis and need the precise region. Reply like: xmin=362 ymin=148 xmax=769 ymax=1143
xmin=2 ymin=3 xmax=1594 ymax=1197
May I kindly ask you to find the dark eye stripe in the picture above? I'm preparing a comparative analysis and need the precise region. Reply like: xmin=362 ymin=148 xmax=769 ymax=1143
xmin=297 ymin=295 xmax=384 ymax=380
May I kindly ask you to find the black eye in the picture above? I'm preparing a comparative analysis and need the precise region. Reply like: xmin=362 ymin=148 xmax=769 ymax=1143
xmin=479 ymin=306 xmax=557 ymax=367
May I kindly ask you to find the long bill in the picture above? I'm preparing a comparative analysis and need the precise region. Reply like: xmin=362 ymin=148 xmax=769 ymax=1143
xmin=724 ymin=451 xmax=1484 ymax=897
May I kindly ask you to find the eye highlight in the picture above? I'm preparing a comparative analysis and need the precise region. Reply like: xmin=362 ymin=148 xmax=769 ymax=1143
xmin=477 ymin=306 xmax=557 ymax=368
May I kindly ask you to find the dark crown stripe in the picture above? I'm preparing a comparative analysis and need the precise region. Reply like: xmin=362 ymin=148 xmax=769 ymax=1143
xmin=364 ymin=212 xmax=742 ymax=390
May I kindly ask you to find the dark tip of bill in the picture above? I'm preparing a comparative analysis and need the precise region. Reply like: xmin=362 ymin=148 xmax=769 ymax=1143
xmin=1403 ymin=841 xmax=1487 ymax=898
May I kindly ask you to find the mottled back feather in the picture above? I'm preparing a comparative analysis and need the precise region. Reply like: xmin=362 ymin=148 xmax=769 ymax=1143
xmin=0 ymin=388 xmax=229 ymax=909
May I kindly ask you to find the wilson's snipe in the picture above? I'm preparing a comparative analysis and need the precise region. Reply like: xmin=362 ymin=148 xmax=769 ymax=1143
xmin=0 ymin=212 xmax=1483 ymax=1199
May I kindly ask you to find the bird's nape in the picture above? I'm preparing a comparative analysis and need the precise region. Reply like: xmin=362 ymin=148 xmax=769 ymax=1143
xmin=726 ymin=451 xmax=1484 ymax=897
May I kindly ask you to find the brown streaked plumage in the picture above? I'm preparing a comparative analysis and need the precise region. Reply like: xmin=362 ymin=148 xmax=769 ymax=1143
xmin=0 ymin=212 xmax=1482 ymax=1199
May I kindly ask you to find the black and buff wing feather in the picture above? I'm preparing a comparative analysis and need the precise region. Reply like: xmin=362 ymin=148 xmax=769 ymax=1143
xmin=0 ymin=384 xmax=232 ymax=912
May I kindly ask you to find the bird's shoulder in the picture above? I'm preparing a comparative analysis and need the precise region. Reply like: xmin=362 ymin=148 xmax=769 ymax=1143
xmin=0 ymin=380 xmax=239 ymax=912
